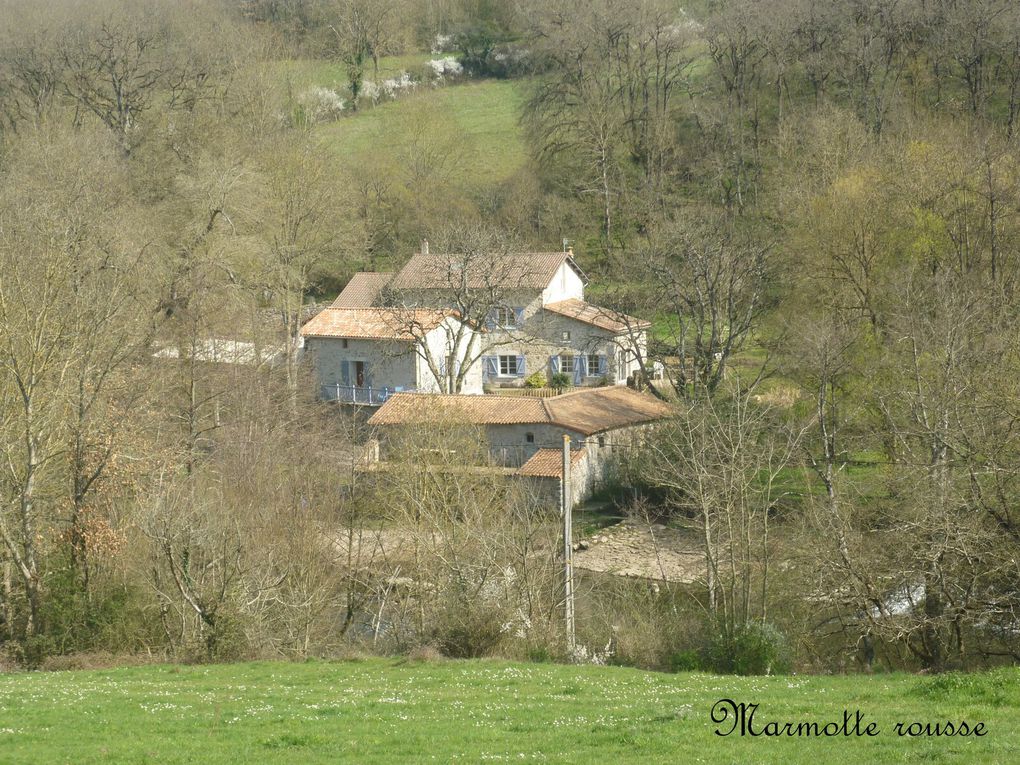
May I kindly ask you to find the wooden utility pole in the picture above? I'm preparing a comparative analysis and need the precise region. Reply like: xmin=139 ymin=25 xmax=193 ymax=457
xmin=561 ymin=433 xmax=575 ymax=654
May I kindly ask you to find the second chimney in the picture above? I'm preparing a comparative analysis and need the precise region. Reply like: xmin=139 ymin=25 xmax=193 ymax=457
xmin=421 ymin=238 xmax=429 ymax=256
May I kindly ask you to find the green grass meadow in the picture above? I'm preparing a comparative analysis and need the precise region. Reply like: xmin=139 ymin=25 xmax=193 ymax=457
xmin=278 ymin=55 xmax=531 ymax=189
xmin=0 ymin=659 xmax=1016 ymax=763
xmin=314 ymin=80 xmax=530 ymax=187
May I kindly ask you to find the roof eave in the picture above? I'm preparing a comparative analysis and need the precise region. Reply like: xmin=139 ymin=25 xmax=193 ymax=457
xmin=564 ymin=255 xmax=590 ymax=286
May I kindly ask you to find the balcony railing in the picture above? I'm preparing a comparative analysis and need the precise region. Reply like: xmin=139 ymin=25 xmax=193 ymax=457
xmin=320 ymin=384 xmax=411 ymax=406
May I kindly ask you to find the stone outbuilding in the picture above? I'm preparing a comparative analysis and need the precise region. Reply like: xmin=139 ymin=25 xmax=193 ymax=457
xmin=365 ymin=386 xmax=674 ymax=505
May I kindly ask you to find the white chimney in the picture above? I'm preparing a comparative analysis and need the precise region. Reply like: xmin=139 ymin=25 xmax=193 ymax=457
xmin=421 ymin=238 xmax=429 ymax=255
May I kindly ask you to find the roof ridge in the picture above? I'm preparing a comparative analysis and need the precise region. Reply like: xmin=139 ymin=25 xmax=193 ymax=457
xmin=540 ymin=397 xmax=555 ymax=421
xmin=549 ymin=385 xmax=614 ymax=401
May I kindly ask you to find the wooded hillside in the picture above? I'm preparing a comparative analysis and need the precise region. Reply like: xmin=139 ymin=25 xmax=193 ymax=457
xmin=1 ymin=0 xmax=1019 ymax=674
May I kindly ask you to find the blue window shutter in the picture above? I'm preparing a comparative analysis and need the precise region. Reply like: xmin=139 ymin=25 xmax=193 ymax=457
xmin=365 ymin=364 xmax=373 ymax=389
xmin=598 ymin=354 xmax=608 ymax=375
xmin=549 ymin=355 xmax=560 ymax=374
xmin=485 ymin=310 xmax=496 ymax=330
xmin=439 ymin=356 xmax=447 ymax=375
xmin=573 ymin=355 xmax=584 ymax=385
xmin=341 ymin=360 xmax=350 ymax=385
xmin=483 ymin=355 xmax=498 ymax=379
xmin=516 ymin=355 xmax=526 ymax=376
xmin=513 ymin=307 xmax=524 ymax=326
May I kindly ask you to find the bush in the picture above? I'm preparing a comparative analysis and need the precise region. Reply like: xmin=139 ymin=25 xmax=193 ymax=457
xmin=669 ymin=649 xmax=702 ymax=672
xmin=549 ymin=372 xmax=571 ymax=392
xmin=524 ymin=371 xmax=546 ymax=389
xmin=432 ymin=604 xmax=507 ymax=658
xmin=703 ymin=621 xmax=791 ymax=675
xmin=293 ymin=86 xmax=346 ymax=125
xmin=425 ymin=56 xmax=464 ymax=82
xmin=18 ymin=635 xmax=56 ymax=669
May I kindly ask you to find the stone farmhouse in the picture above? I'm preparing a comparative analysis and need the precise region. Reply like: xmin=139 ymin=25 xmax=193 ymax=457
xmin=300 ymin=245 xmax=652 ymax=403
xmin=366 ymin=386 xmax=673 ymax=505
xmin=300 ymin=307 xmax=482 ymax=404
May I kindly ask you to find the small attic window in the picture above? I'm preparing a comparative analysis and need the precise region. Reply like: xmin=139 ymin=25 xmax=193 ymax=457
xmin=561 ymin=330 xmax=571 ymax=341
xmin=342 ymin=339 xmax=349 ymax=349
xmin=526 ymin=432 xmax=535 ymax=443
xmin=598 ymin=436 xmax=606 ymax=448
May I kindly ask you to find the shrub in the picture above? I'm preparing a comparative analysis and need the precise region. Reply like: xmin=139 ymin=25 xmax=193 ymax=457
xmin=524 ymin=371 xmax=546 ymax=389
xmin=426 ymin=56 xmax=464 ymax=82
xmin=18 ymin=635 xmax=56 ymax=670
xmin=669 ymin=649 xmax=702 ymax=672
xmin=294 ymin=86 xmax=346 ymax=124
xmin=549 ymin=372 xmax=571 ymax=392
xmin=703 ymin=621 xmax=791 ymax=675
xmin=432 ymin=603 xmax=507 ymax=658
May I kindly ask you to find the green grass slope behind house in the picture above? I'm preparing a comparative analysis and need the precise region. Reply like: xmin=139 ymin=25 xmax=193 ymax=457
xmin=316 ymin=80 xmax=530 ymax=188
xmin=0 ymin=660 xmax=1016 ymax=764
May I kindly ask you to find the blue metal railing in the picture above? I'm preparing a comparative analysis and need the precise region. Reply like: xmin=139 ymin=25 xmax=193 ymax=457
xmin=321 ymin=384 xmax=411 ymax=405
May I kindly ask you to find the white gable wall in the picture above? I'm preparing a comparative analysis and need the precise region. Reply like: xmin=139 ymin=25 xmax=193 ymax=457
xmin=541 ymin=261 xmax=585 ymax=304
xmin=415 ymin=318 xmax=484 ymax=394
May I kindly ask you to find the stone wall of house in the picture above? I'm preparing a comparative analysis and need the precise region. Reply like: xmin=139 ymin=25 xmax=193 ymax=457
xmin=372 ymin=418 xmax=661 ymax=506
xmin=307 ymin=337 xmax=417 ymax=393
xmin=484 ymin=423 xmax=586 ymax=466
xmin=522 ymin=422 xmax=660 ymax=506
xmin=484 ymin=311 xmax=647 ymax=388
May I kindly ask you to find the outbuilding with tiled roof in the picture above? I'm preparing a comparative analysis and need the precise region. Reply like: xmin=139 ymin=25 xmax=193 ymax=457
xmin=365 ymin=386 xmax=672 ymax=507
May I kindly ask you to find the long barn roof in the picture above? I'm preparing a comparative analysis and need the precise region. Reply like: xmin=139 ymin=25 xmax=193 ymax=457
xmin=368 ymin=386 xmax=673 ymax=435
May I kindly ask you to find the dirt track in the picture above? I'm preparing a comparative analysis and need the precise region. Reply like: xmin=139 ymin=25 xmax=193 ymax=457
xmin=574 ymin=519 xmax=705 ymax=583
xmin=329 ymin=518 xmax=706 ymax=584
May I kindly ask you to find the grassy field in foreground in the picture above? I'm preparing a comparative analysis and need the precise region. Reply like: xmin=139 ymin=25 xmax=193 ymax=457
xmin=0 ymin=660 xmax=1017 ymax=764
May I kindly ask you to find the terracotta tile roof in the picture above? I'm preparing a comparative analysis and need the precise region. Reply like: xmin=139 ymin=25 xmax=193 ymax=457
xmin=367 ymin=393 xmax=548 ymax=426
xmin=299 ymin=307 xmax=453 ymax=341
xmin=368 ymin=386 xmax=673 ymax=435
xmin=542 ymin=385 xmax=673 ymax=435
xmin=388 ymin=252 xmax=587 ymax=291
xmin=331 ymin=272 xmax=394 ymax=308
xmin=543 ymin=299 xmax=651 ymax=333
xmin=516 ymin=447 xmax=587 ymax=478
